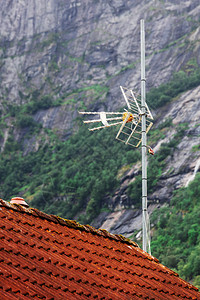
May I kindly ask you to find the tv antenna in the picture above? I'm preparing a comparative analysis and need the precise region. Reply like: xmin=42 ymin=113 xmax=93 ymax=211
xmin=79 ymin=19 xmax=153 ymax=254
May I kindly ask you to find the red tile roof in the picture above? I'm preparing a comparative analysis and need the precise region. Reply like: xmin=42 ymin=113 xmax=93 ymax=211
xmin=0 ymin=199 xmax=199 ymax=300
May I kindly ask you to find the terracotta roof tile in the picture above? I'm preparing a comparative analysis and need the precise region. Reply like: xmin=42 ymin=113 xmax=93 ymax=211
xmin=0 ymin=198 xmax=200 ymax=299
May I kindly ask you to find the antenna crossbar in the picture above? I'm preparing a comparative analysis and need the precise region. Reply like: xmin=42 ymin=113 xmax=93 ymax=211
xmin=79 ymin=111 xmax=123 ymax=115
xmin=84 ymin=116 xmax=122 ymax=124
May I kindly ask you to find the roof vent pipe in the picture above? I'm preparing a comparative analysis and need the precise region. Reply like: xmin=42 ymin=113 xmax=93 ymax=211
xmin=10 ymin=197 xmax=29 ymax=208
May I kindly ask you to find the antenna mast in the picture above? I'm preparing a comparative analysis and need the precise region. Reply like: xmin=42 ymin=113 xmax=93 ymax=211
xmin=141 ymin=19 xmax=151 ymax=254
xmin=79 ymin=19 xmax=153 ymax=254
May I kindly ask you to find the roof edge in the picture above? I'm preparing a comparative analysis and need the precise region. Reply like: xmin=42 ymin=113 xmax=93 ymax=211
xmin=0 ymin=199 xmax=137 ymax=244
xmin=0 ymin=199 xmax=161 ymax=263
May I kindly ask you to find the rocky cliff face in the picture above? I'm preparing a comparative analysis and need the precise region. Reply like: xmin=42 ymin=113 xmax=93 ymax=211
xmin=0 ymin=0 xmax=199 ymax=109
xmin=0 ymin=0 xmax=200 ymax=236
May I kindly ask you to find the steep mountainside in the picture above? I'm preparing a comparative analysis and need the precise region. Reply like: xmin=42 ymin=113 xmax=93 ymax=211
xmin=0 ymin=0 xmax=199 ymax=141
xmin=0 ymin=0 xmax=200 ymax=285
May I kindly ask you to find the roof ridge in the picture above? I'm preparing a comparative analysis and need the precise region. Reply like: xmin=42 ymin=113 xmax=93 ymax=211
xmin=0 ymin=198 xmax=137 ymax=243
xmin=0 ymin=199 xmax=161 ymax=263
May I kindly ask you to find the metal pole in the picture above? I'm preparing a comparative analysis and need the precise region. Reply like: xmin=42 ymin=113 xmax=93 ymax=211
xmin=140 ymin=19 xmax=150 ymax=254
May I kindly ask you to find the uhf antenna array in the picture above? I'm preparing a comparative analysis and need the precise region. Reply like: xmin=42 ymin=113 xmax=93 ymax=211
xmin=116 ymin=87 xmax=153 ymax=148
xmin=79 ymin=86 xmax=153 ymax=149
xmin=79 ymin=20 xmax=153 ymax=254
